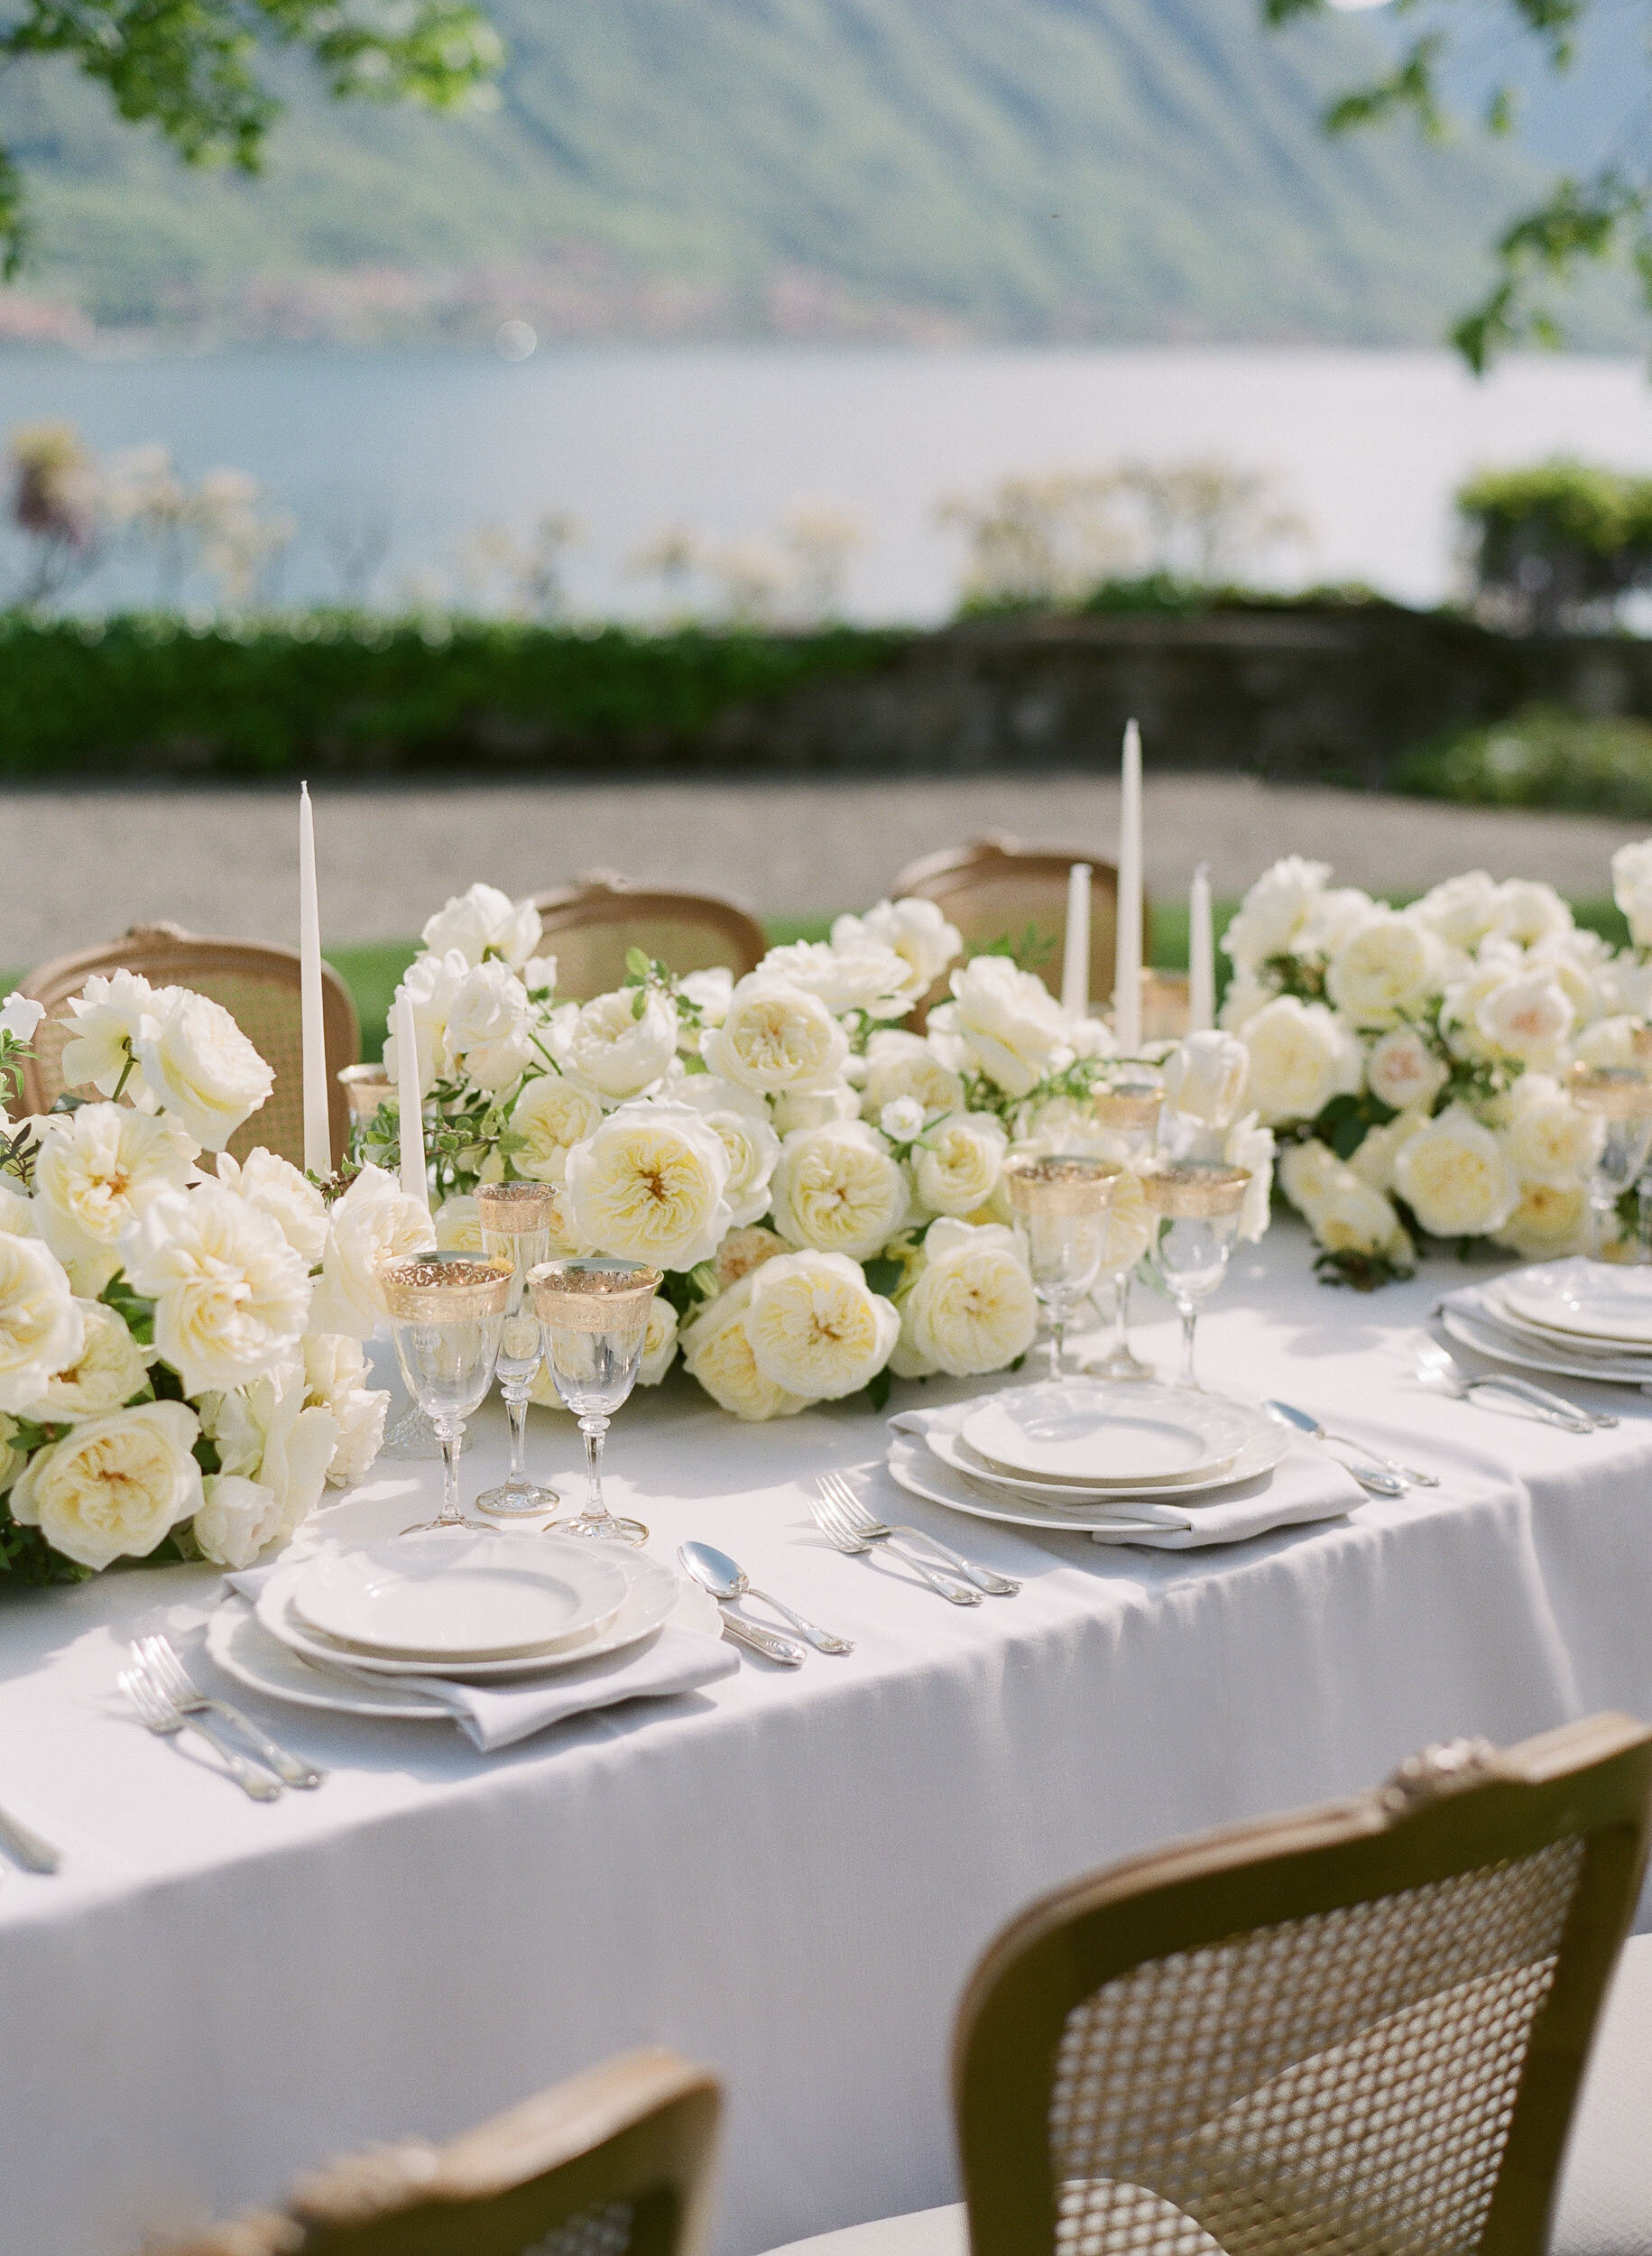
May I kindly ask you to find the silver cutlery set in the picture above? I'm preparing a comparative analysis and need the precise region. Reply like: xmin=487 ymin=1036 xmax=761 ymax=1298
xmin=119 ymin=1633 xmax=325 ymax=1803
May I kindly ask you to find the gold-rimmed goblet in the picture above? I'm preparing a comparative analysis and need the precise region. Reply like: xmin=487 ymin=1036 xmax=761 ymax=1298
xmin=529 ymin=1257 xmax=662 ymax=1546
xmin=1569 ymin=1064 xmax=1652 ymax=1260
xmin=1087 ymin=1077 xmax=1163 ymax=1381
xmin=474 ymin=1182 xmax=562 ymax=1518
xmin=379 ymin=1253 xmax=514 ymax=1533
xmin=1142 ymin=1164 xmax=1251 ymax=1391
xmin=1005 ymin=1154 xmax=1119 ymax=1382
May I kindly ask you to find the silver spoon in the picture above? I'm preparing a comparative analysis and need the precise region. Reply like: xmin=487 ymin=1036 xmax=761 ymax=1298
xmin=1261 ymin=1401 xmax=1410 ymax=1495
xmin=678 ymin=1541 xmax=853 ymax=1656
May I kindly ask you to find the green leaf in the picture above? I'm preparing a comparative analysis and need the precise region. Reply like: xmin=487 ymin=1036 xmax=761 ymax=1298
xmin=192 ymin=1435 xmax=222 ymax=1476
xmin=863 ymin=1256 xmax=904 ymax=1298
xmin=624 ymin=946 xmax=651 ymax=982
xmin=631 ymin=985 xmax=649 ymax=1021
xmin=863 ymin=1364 xmax=893 ymax=1413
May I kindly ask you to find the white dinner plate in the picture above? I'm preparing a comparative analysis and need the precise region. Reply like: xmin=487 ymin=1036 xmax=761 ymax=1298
xmin=886 ymin=1426 xmax=1287 ymax=1536
xmin=289 ymin=1533 xmax=629 ymax=1660
xmin=1500 ymin=1260 xmax=1652 ymax=1347
xmin=960 ymin=1382 xmax=1249 ymax=1486
xmin=1441 ymin=1301 xmax=1652 ymax=1390
xmin=915 ymin=1394 xmax=1285 ymax=1502
xmin=256 ymin=1551 xmax=680 ymax=1679
xmin=208 ymin=1577 xmax=722 ymax=1721
xmin=1476 ymin=1282 xmax=1652 ymax=1370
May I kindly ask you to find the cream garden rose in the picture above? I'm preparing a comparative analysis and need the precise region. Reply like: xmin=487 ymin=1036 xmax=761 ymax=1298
xmin=9 ymin=1399 xmax=202 ymax=1571
xmin=770 ymin=1121 xmax=910 ymax=1262
xmin=1237 ymin=997 xmax=1362 ymax=1128
xmin=19 ymin=1298 xmax=150 ymax=1421
xmin=192 ymin=1472 xmax=286 ymax=1570
xmin=32 ymin=1103 xmax=197 ymax=1289
xmin=308 ymin=1164 xmax=438 ymax=1340
xmin=832 ymin=897 xmax=962 ymax=998
xmin=859 ymin=1028 xmax=965 ymax=1121
xmin=134 ymin=987 xmax=275 ymax=1151
xmin=912 ymin=1113 xmax=1007 ymax=1217
xmin=420 ymin=881 xmax=542 ymax=972
xmin=510 ymin=1074 xmax=605 ymax=1183
xmin=1499 ymin=1075 xmax=1601 ymax=1187
xmin=1364 ymin=1025 xmax=1449 ymax=1114
xmin=121 ymin=1181 xmax=310 ymax=1396
xmin=1472 ymin=971 xmax=1575 ymax=1069
xmin=758 ymin=938 xmax=916 ymax=1019
xmin=59 ymin=968 xmax=171 ymax=1095
xmin=0 ymin=1234 xmax=84 ymax=1415
xmin=891 ymin=1218 xmax=1038 ymax=1378
xmin=200 ymin=1359 xmax=339 ymax=1543
xmin=1325 ymin=911 xmax=1443 ymax=1028
xmin=301 ymin=1332 xmax=390 ymax=1486
xmin=637 ymin=1296 xmax=680 ymax=1386
xmin=678 ymin=1079 xmax=782 ymax=1229
xmin=565 ymin=987 xmax=678 ymax=1098
xmin=744 ymin=1249 xmax=900 ymax=1400
xmin=701 ymin=975 xmax=849 ymax=1095
xmin=1162 ymin=1031 xmax=1249 ymax=1129
xmin=565 ymin=1101 xmax=733 ymax=1271
xmin=679 ymin=1276 xmax=808 ymax=1422
xmin=1613 ymin=840 xmax=1652 ymax=950
xmin=927 ymin=955 xmax=1072 ymax=1098
xmin=215 ymin=1148 xmax=328 ymax=1264
xmin=1392 ymin=1105 xmax=1519 ymax=1238
xmin=441 ymin=959 xmax=535 ymax=1092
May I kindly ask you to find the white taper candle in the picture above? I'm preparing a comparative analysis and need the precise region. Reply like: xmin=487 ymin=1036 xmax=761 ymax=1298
xmin=394 ymin=985 xmax=431 ymax=1217
xmin=297 ymin=782 xmax=331 ymax=1177
xmin=1189 ymin=860 xmax=1214 ymax=1033
xmin=1060 ymin=863 xmax=1092 ymax=1020
xmin=1113 ymin=717 xmax=1143 ymax=1052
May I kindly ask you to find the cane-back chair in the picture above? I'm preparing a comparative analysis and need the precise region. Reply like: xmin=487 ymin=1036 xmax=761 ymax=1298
xmin=16 ymin=923 xmax=359 ymax=1171
xmin=532 ymin=874 xmax=767 ymax=1003
xmin=160 ymin=2048 xmax=722 ymax=2256
xmin=891 ymin=838 xmax=1183 ymax=1035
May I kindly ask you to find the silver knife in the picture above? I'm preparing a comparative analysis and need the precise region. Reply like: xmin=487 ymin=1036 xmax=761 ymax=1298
xmin=717 ymin=1612 xmax=807 ymax=1667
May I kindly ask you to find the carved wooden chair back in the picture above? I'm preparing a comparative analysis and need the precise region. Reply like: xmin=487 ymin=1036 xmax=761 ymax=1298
xmin=16 ymin=923 xmax=359 ymax=1170
xmin=532 ymin=875 xmax=767 ymax=1003
xmin=162 ymin=2048 xmax=722 ymax=2256
xmin=954 ymin=1714 xmax=1652 ymax=2256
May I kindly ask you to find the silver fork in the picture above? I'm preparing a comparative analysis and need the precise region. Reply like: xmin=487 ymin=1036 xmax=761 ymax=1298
xmin=118 ymin=1667 xmax=282 ymax=1801
xmin=134 ymin=1635 xmax=325 ymax=1789
xmin=820 ymin=1471 xmax=1020 ymax=1596
xmin=812 ymin=1487 xmax=981 ymax=1604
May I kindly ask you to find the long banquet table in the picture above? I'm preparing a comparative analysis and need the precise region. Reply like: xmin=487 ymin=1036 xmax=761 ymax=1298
xmin=4 ymin=1225 xmax=1652 ymax=2256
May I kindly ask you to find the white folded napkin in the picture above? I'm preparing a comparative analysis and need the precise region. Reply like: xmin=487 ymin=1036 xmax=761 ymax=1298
xmin=224 ymin=1564 xmax=737 ymax=1752
xmin=887 ymin=1406 xmax=1362 ymax=1549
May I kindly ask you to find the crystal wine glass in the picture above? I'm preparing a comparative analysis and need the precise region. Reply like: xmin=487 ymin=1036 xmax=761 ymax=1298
xmin=1086 ymin=1077 xmax=1163 ymax=1382
xmin=1569 ymin=1065 xmax=1652 ymax=1261
xmin=1142 ymin=1164 xmax=1251 ymax=1391
xmin=342 ymin=1068 xmax=444 ymax=1462
xmin=474 ymin=1182 xmax=562 ymax=1518
xmin=379 ymin=1253 xmax=514 ymax=1533
xmin=1005 ymin=1155 xmax=1119 ymax=1382
xmin=529 ymin=1257 xmax=662 ymax=1546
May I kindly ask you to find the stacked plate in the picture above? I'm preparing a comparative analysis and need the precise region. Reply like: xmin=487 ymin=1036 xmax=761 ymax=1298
xmin=1440 ymin=1259 xmax=1652 ymax=1389
xmin=888 ymin=1382 xmax=1289 ymax=1534
xmin=208 ymin=1531 xmax=717 ymax=1721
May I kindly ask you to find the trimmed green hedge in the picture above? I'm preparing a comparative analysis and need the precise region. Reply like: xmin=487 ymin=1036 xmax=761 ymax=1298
xmin=0 ymin=615 xmax=909 ymax=780
xmin=1394 ymin=705 xmax=1652 ymax=818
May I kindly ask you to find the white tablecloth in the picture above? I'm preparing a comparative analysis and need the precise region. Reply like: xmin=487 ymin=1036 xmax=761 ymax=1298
xmin=4 ymin=1227 xmax=1651 ymax=2256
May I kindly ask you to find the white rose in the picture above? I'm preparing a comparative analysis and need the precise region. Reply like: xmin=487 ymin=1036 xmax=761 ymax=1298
xmin=913 ymin=1113 xmax=1007 ymax=1218
xmin=833 ymin=897 xmax=962 ymax=995
xmin=1412 ymin=870 xmax=1500 ymax=950
xmin=0 ymin=990 xmax=45 ymax=1043
xmin=59 ymin=969 xmax=172 ymax=1096
xmin=0 ymin=1235 xmax=84 ymax=1414
xmin=1237 ymin=996 xmax=1363 ymax=1127
xmin=701 ymin=976 xmax=850 ymax=1095
xmin=420 ymin=882 xmax=543 ymax=971
xmin=520 ymin=953 xmax=558 ymax=997
xmin=744 ymin=1248 xmax=899 ymax=1400
xmin=1493 ymin=878 xmax=1573 ymax=950
xmin=1575 ymin=1014 xmax=1641 ymax=1069
xmin=758 ymin=938 xmax=918 ymax=1018
xmin=32 ymin=1103 xmax=198 ymax=1290
xmin=201 ymin=1359 xmax=339 ymax=1541
xmin=637 ymin=1295 xmax=680 ymax=1386
xmin=860 ymin=1029 xmax=966 ymax=1121
xmin=880 ymin=1097 xmax=928 ymax=1143
xmin=302 ymin=1333 xmax=389 ymax=1486
xmin=1162 ymin=1031 xmax=1250 ymax=1128
xmin=18 ymin=1297 xmax=151 ymax=1421
xmin=383 ymin=948 xmax=468 ymax=1095
xmin=120 ymin=1181 xmax=310 ymax=1396
xmin=771 ymin=1121 xmax=911 ymax=1261
xmin=1472 ymin=972 xmax=1574 ymax=1068
xmin=1498 ymin=1075 xmax=1602 ymax=1186
xmin=1217 ymin=969 xmax=1272 ymax=1034
xmin=1223 ymin=1114 xmax=1276 ymax=1244
xmin=433 ymin=1193 xmax=484 ymax=1253
xmin=771 ymin=1081 xmax=861 ymax=1135
xmin=678 ymin=966 xmax=734 ymax=1031
xmin=193 ymin=1474 xmax=284 ymax=1569
xmin=714 ymin=1224 xmax=789 ymax=1290
xmin=672 ymin=1085 xmax=781 ymax=1230
xmin=1278 ymin=1137 xmax=1347 ymax=1218
xmin=1324 ymin=911 xmax=1443 ymax=1028
xmin=1613 ymin=841 xmax=1652 ymax=950
xmin=1492 ymin=1179 xmax=1592 ymax=1262
xmin=679 ymin=1274 xmax=808 ymax=1421
xmin=1392 ymin=1105 xmax=1518 ymax=1238
xmin=1313 ymin=1173 xmax=1413 ymax=1264
xmin=565 ymin=1101 xmax=734 ymax=1270
xmin=1222 ymin=857 xmax=1333 ymax=973
xmin=1346 ymin=1109 xmax=1428 ymax=1195
xmin=509 ymin=1074 xmax=605 ymax=1184
xmin=564 ymin=986 xmax=678 ymax=1099
xmin=928 ymin=955 xmax=1072 ymax=1098
xmin=442 ymin=959 xmax=534 ymax=1091
xmin=1365 ymin=1025 xmax=1449 ymax=1114
xmin=1015 ymin=1096 xmax=1130 ymax=1166
xmin=214 ymin=1147 xmax=328 ymax=1263
xmin=308 ymin=1164 xmax=436 ymax=1339
xmin=1299 ymin=887 xmax=1380 ymax=963
xmin=134 ymin=988 xmax=274 ymax=1151
xmin=9 ymin=1399 xmax=201 ymax=1571
xmin=0 ymin=1182 xmax=37 ymax=1237
xmin=892 ymin=1218 xmax=1038 ymax=1378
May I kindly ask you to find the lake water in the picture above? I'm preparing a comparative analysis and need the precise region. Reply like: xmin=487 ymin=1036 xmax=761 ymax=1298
xmin=5 ymin=342 xmax=1652 ymax=621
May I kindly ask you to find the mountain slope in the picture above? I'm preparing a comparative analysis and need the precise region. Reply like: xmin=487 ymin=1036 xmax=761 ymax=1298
xmin=0 ymin=0 xmax=1633 ymax=344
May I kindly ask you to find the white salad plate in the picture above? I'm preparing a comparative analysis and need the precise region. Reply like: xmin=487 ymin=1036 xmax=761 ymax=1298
xmin=1500 ymin=1260 xmax=1652 ymax=1347
xmin=1441 ymin=1299 xmax=1652 ymax=1389
xmin=886 ymin=1423 xmax=1287 ymax=1536
xmin=255 ymin=1551 xmax=680 ymax=1680
xmin=915 ymin=1394 xmax=1285 ymax=1502
xmin=208 ymin=1576 xmax=720 ymax=1721
xmin=288 ymin=1532 xmax=629 ymax=1660
xmin=960 ymin=1382 xmax=1249 ymax=1487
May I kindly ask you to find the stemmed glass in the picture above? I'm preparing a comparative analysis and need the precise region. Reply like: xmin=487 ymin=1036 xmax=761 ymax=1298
xmin=1086 ymin=1078 xmax=1163 ymax=1382
xmin=341 ymin=1066 xmax=444 ymax=1462
xmin=1569 ymin=1065 xmax=1652 ymax=1261
xmin=379 ymin=1253 xmax=514 ymax=1532
xmin=1005 ymin=1155 xmax=1119 ymax=1381
xmin=474 ymin=1182 xmax=562 ymax=1518
xmin=1142 ymin=1165 xmax=1251 ymax=1391
xmin=529 ymin=1257 xmax=662 ymax=1546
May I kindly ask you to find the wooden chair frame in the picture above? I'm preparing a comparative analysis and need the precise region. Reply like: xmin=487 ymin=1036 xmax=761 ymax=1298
xmin=167 ymin=2048 xmax=722 ymax=2256
xmin=16 ymin=922 xmax=359 ymax=1170
xmin=531 ymin=874 xmax=766 ymax=1000
xmin=953 ymin=1715 xmax=1652 ymax=2256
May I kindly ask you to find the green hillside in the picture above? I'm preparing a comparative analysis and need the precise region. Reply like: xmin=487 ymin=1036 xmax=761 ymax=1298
xmin=0 ymin=0 xmax=1631 ymax=344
